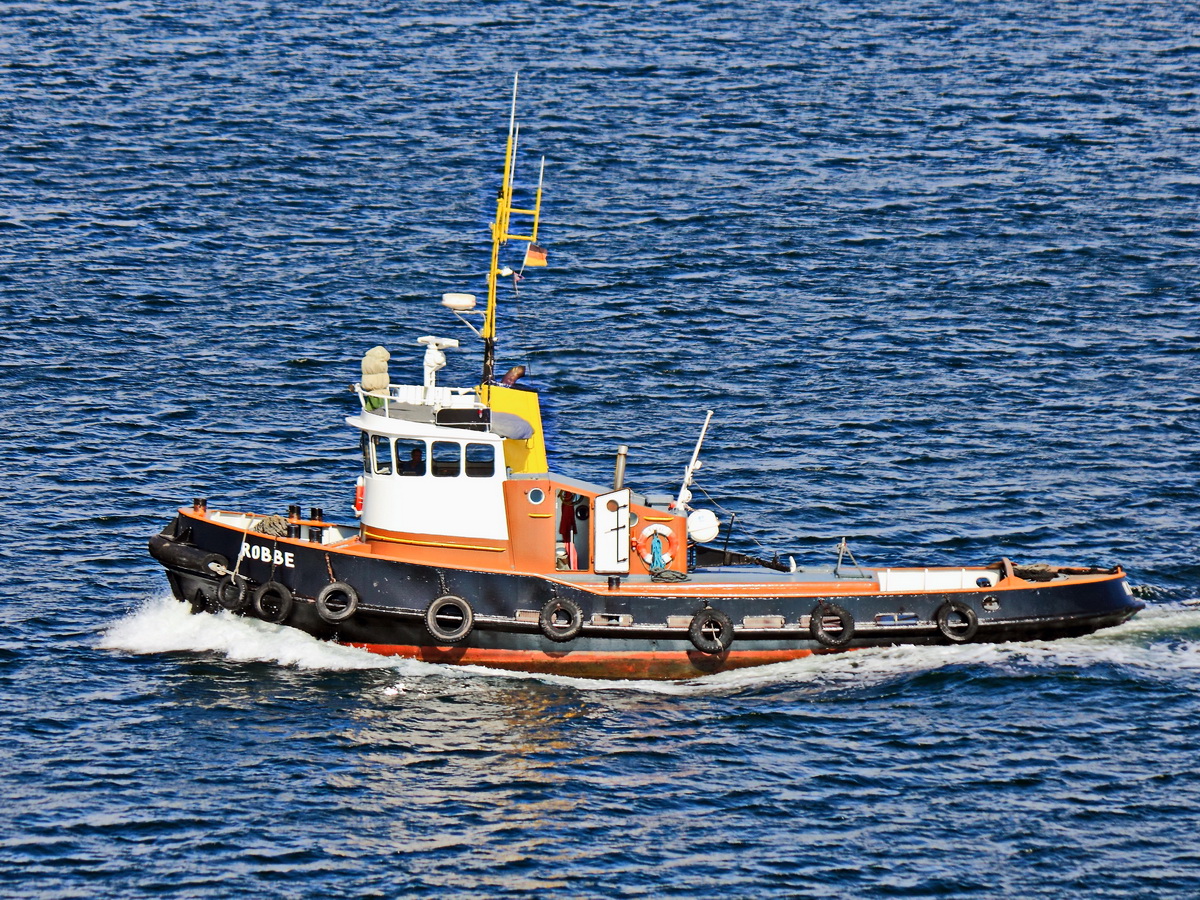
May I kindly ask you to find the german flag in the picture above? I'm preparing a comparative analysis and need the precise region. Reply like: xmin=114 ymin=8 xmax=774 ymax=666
xmin=523 ymin=243 xmax=548 ymax=267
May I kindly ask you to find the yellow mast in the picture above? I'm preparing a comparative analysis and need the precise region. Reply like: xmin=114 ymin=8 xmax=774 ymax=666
xmin=480 ymin=74 xmax=544 ymax=397
xmin=475 ymin=76 xmax=549 ymax=474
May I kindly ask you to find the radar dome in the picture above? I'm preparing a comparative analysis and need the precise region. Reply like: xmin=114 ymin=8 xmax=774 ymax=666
xmin=441 ymin=292 xmax=477 ymax=311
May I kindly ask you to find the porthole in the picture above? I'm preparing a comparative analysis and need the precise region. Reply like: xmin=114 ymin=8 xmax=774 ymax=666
xmin=528 ymin=488 xmax=545 ymax=505
xmin=629 ymin=512 xmax=639 ymax=527
xmin=982 ymin=595 xmax=1000 ymax=612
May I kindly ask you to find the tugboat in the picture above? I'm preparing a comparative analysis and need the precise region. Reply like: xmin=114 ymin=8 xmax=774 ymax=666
xmin=149 ymin=84 xmax=1143 ymax=680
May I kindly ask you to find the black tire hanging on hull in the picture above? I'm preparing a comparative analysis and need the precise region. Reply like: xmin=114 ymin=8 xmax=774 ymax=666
xmin=935 ymin=601 xmax=979 ymax=642
xmin=688 ymin=607 xmax=735 ymax=654
xmin=539 ymin=597 xmax=584 ymax=643
xmin=316 ymin=581 xmax=360 ymax=624
xmin=425 ymin=595 xmax=474 ymax=644
xmin=253 ymin=582 xmax=294 ymax=625
xmin=810 ymin=603 xmax=855 ymax=648
xmin=217 ymin=575 xmax=250 ymax=612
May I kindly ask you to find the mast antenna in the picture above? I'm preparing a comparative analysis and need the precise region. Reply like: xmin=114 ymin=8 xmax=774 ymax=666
xmin=674 ymin=410 xmax=714 ymax=512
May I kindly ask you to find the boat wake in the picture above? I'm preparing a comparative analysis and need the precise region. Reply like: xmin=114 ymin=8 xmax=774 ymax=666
xmin=103 ymin=594 xmax=1200 ymax=695
xmin=99 ymin=594 xmax=401 ymax=672
xmin=684 ymin=602 xmax=1200 ymax=692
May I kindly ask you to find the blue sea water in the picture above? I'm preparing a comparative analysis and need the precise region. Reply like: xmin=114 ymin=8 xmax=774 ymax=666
xmin=2 ymin=1 xmax=1199 ymax=896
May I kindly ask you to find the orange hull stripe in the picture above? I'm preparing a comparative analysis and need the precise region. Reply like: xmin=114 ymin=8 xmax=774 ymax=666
xmin=345 ymin=642 xmax=826 ymax=679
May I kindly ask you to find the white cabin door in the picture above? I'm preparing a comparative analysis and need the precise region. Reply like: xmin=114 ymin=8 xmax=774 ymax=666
xmin=593 ymin=488 xmax=631 ymax=575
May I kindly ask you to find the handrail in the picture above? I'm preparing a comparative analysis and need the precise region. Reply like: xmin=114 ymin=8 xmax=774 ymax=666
xmin=354 ymin=383 xmax=487 ymax=418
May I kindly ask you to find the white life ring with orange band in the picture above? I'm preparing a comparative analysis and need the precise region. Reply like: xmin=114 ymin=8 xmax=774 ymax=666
xmin=636 ymin=524 xmax=677 ymax=566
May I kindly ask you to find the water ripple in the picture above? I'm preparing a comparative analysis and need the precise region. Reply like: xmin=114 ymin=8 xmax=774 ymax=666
xmin=2 ymin=0 xmax=1199 ymax=896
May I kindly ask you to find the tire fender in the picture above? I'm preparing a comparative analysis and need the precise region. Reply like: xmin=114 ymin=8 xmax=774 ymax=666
xmin=252 ymin=581 xmax=294 ymax=625
xmin=216 ymin=575 xmax=250 ymax=612
xmin=688 ymin=607 xmax=735 ymax=654
xmin=538 ymin=597 xmax=584 ymax=643
xmin=810 ymin=603 xmax=855 ymax=648
xmin=316 ymin=581 xmax=360 ymax=624
xmin=425 ymin=595 xmax=474 ymax=644
xmin=935 ymin=601 xmax=979 ymax=643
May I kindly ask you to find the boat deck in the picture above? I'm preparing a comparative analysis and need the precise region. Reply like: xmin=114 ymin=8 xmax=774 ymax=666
xmin=548 ymin=561 xmax=1051 ymax=595
xmin=554 ymin=567 xmax=877 ymax=585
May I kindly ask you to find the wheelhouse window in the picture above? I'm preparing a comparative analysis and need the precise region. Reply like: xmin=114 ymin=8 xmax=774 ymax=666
xmin=370 ymin=435 xmax=394 ymax=475
xmin=431 ymin=441 xmax=461 ymax=477
xmin=394 ymin=438 xmax=426 ymax=476
xmin=465 ymin=443 xmax=495 ymax=478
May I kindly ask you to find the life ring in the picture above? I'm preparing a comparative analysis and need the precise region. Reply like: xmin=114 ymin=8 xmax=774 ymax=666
xmin=810 ymin=602 xmax=855 ymax=648
xmin=253 ymin=581 xmax=294 ymax=625
xmin=935 ymin=601 xmax=979 ymax=642
xmin=216 ymin=574 xmax=250 ymax=612
xmin=688 ymin=607 xmax=734 ymax=654
xmin=539 ymin=597 xmax=583 ymax=643
xmin=636 ymin=524 xmax=677 ymax=567
xmin=425 ymin=595 xmax=474 ymax=643
xmin=353 ymin=476 xmax=365 ymax=517
xmin=316 ymin=581 xmax=359 ymax=624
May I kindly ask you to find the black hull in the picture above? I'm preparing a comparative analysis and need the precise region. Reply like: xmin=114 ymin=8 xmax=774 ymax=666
xmin=152 ymin=515 xmax=1144 ymax=680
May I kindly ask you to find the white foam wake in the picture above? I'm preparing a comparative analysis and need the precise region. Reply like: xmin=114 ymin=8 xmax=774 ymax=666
xmin=100 ymin=594 xmax=400 ymax=671
xmin=655 ymin=601 xmax=1200 ymax=695
xmin=100 ymin=595 xmax=1200 ymax=694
